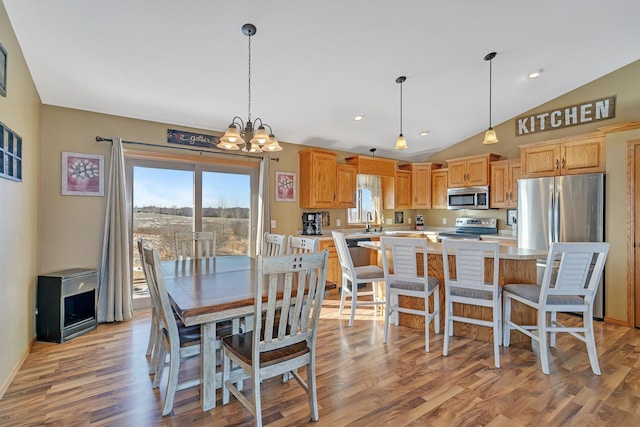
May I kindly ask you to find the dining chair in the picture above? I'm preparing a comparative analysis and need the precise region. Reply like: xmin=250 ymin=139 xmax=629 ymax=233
xmin=221 ymin=250 xmax=329 ymax=426
xmin=503 ymin=242 xmax=609 ymax=375
xmin=287 ymin=235 xmax=319 ymax=254
xmin=442 ymin=240 xmax=501 ymax=368
xmin=262 ymin=232 xmax=287 ymax=256
xmin=139 ymin=239 xmax=233 ymax=416
xmin=380 ymin=236 xmax=440 ymax=352
xmin=332 ymin=231 xmax=386 ymax=327
xmin=174 ymin=231 xmax=216 ymax=260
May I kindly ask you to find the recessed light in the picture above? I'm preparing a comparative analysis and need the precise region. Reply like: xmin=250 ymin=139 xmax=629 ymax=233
xmin=354 ymin=114 xmax=364 ymax=121
xmin=419 ymin=130 xmax=430 ymax=137
xmin=528 ymin=68 xmax=543 ymax=79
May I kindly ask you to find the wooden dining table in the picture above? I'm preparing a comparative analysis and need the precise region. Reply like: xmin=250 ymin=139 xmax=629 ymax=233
xmin=162 ymin=255 xmax=257 ymax=412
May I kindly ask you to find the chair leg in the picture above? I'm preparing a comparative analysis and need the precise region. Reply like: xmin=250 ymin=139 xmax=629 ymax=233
xmin=383 ymin=293 xmax=391 ymax=344
xmin=338 ymin=280 xmax=347 ymax=315
xmin=433 ymin=289 xmax=440 ymax=334
xmin=549 ymin=311 xmax=557 ymax=348
xmin=538 ymin=310 xmax=550 ymax=375
xmin=253 ymin=373 xmax=262 ymax=427
xmin=307 ymin=357 xmax=319 ymax=422
xmin=162 ymin=349 xmax=179 ymax=416
xmin=146 ymin=311 xmax=157 ymax=357
xmin=424 ymin=311 xmax=430 ymax=353
xmin=222 ymin=350 xmax=230 ymax=405
xmin=503 ymin=295 xmax=511 ymax=347
xmin=349 ymin=283 xmax=357 ymax=327
xmin=493 ymin=302 xmax=501 ymax=368
xmin=152 ymin=346 xmax=166 ymax=388
xmin=443 ymin=301 xmax=451 ymax=356
xmin=584 ymin=313 xmax=601 ymax=375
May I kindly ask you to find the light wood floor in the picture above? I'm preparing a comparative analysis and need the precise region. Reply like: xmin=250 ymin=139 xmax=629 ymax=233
xmin=2 ymin=297 xmax=640 ymax=426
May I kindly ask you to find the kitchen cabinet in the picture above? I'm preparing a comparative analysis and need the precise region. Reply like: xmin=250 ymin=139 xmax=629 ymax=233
xmin=447 ymin=153 xmax=500 ymax=187
xmin=318 ymin=239 xmax=341 ymax=292
xmin=520 ymin=133 xmax=605 ymax=178
xmin=299 ymin=148 xmax=337 ymax=208
xmin=431 ymin=168 xmax=448 ymax=209
xmin=490 ymin=159 xmax=521 ymax=208
xmin=335 ymin=164 xmax=357 ymax=207
xmin=398 ymin=162 xmax=442 ymax=209
xmin=394 ymin=170 xmax=412 ymax=209
xmin=345 ymin=155 xmax=397 ymax=177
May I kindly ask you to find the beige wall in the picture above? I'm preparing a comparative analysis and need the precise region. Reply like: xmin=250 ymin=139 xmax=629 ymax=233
xmin=0 ymin=3 xmax=42 ymax=393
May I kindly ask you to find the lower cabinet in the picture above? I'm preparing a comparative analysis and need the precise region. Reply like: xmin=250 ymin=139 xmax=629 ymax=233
xmin=318 ymin=239 xmax=341 ymax=292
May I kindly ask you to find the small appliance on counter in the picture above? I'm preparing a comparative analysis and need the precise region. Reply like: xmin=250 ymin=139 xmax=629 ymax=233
xmin=302 ymin=212 xmax=323 ymax=235
xmin=415 ymin=214 xmax=424 ymax=231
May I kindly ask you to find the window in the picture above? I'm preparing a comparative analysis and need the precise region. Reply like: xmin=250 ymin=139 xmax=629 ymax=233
xmin=348 ymin=174 xmax=382 ymax=225
xmin=0 ymin=122 xmax=22 ymax=182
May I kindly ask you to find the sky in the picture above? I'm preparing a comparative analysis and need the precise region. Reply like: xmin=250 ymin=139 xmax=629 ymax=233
xmin=133 ymin=167 xmax=250 ymax=208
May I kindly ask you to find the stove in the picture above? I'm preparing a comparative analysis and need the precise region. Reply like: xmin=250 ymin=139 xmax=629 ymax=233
xmin=438 ymin=217 xmax=497 ymax=241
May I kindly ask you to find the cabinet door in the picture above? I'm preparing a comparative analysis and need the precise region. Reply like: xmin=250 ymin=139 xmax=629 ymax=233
xmin=490 ymin=163 xmax=509 ymax=208
xmin=395 ymin=170 xmax=412 ymax=208
xmin=431 ymin=169 xmax=448 ymax=209
xmin=335 ymin=164 xmax=357 ymax=207
xmin=412 ymin=164 xmax=432 ymax=209
xmin=447 ymin=160 xmax=467 ymax=187
xmin=521 ymin=143 xmax=561 ymax=178
xmin=299 ymin=150 xmax=337 ymax=208
xmin=466 ymin=157 xmax=489 ymax=186
xmin=561 ymin=137 xmax=605 ymax=175
xmin=318 ymin=240 xmax=341 ymax=290
xmin=509 ymin=163 xmax=522 ymax=206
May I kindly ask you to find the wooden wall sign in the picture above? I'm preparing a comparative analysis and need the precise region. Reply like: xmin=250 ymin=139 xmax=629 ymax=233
xmin=167 ymin=129 xmax=219 ymax=149
xmin=515 ymin=95 xmax=615 ymax=136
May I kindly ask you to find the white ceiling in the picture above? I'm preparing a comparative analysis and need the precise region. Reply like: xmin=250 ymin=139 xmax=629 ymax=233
xmin=4 ymin=0 xmax=640 ymax=161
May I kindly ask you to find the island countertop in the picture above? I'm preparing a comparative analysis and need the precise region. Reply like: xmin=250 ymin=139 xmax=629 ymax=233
xmin=358 ymin=240 xmax=547 ymax=260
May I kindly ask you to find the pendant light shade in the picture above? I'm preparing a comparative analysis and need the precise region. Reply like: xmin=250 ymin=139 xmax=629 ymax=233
xmin=394 ymin=76 xmax=408 ymax=150
xmin=217 ymin=23 xmax=280 ymax=153
xmin=482 ymin=52 xmax=498 ymax=145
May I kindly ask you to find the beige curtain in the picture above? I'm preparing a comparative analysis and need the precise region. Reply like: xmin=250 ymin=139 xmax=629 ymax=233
xmin=97 ymin=137 xmax=133 ymax=322
xmin=255 ymin=158 xmax=271 ymax=255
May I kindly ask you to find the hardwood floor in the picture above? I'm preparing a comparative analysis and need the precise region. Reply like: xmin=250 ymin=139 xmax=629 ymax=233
xmin=2 ymin=297 xmax=640 ymax=426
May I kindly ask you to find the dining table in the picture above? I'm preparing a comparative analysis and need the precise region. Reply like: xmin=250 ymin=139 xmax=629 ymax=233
xmin=162 ymin=255 xmax=257 ymax=412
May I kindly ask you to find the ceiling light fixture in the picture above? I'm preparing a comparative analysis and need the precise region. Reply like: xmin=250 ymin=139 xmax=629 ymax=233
xmin=528 ymin=68 xmax=543 ymax=79
xmin=354 ymin=114 xmax=364 ymax=121
xmin=394 ymin=76 xmax=408 ymax=150
xmin=218 ymin=23 xmax=282 ymax=153
xmin=420 ymin=130 xmax=430 ymax=137
xmin=482 ymin=52 xmax=498 ymax=145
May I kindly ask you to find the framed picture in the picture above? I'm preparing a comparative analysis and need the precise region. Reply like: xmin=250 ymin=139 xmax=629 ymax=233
xmin=275 ymin=171 xmax=296 ymax=202
xmin=0 ymin=41 xmax=6 ymax=97
xmin=506 ymin=209 xmax=517 ymax=226
xmin=62 ymin=152 xmax=104 ymax=196
xmin=394 ymin=211 xmax=404 ymax=224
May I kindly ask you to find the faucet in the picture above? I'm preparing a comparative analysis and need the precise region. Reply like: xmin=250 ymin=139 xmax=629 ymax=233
xmin=365 ymin=211 xmax=373 ymax=233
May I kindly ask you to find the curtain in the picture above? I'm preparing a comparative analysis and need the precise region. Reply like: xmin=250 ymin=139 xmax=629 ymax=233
xmin=97 ymin=137 xmax=133 ymax=322
xmin=255 ymin=158 xmax=271 ymax=255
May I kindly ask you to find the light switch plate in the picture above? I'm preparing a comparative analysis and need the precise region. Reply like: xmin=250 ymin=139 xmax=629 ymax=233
xmin=408 ymin=218 xmax=412 ymax=224
xmin=336 ymin=219 xmax=341 ymax=226
xmin=271 ymin=220 xmax=276 ymax=228
xmin=442 ymin=218 xmax=447 ymax=225
xmin=386 ymin=218 xmax=392 ymax=225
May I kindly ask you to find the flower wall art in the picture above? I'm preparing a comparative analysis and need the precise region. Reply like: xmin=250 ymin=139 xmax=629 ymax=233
xmin=62 ymin=152 xmax=104 ymax=196
xmin=275 ymin=171 xmax=296 ymax=202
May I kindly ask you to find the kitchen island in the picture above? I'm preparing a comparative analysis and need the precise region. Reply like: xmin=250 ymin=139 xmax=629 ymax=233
xmin=359 ymin=240 xmax=547 ymax=344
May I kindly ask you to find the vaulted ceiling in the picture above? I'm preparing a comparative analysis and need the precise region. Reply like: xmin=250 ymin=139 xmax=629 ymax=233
xmin=4 ymin=0 xmax=640 ymax=160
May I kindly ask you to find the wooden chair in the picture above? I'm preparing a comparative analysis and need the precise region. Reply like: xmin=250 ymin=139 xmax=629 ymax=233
xmin=380 ymin=236 xmax=440 ymax=352
xmin=139 ymin=239 xmax=233 ymax=415
xmin=262 ymin=232 xmax=287 ymax=256
xmin=287 ymin=235 xmax=319 ymax=254
xmin=221 ymin=251 xmax=329 ymax=426
xmin=174 ymin=231 xmax=216 ymax=260
xmin=442 ymin=240 xmax=501 ymax=368
xmin=503 ymin=242 xmax=609 ymax=374
xmin=332 ymin=231 xmax=386 ymax=327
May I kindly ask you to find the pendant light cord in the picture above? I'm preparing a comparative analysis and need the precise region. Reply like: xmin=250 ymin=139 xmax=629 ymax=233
xmin=488 ymin=57 xmax=492 ymax=128
xmin=399 ymin=79 xmax=403 ymax=134
xmin=247 ymin=32 xmax=252 ymax=124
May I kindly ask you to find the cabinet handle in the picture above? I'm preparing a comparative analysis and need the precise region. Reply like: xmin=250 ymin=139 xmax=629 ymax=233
xmin=561 ymin=158 xmax=565 ymax=169
xmin=555 ymin=159 xmax=559 ymax=169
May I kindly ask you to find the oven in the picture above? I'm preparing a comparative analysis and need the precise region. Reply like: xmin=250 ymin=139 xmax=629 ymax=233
xmin=437 ymin=217 xmax=497 ymax=241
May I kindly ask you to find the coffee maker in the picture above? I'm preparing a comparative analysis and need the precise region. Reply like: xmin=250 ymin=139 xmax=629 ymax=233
xmin=302 ymin=212 xmax=323 ymax=235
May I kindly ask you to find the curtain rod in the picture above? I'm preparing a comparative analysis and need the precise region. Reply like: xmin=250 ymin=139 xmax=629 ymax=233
xmin=95 ymin=136 xmax=279 ymax=162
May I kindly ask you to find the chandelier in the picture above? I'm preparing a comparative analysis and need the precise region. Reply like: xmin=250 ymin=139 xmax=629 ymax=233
xmin=217 ymin=23 xmax=282 ymax=153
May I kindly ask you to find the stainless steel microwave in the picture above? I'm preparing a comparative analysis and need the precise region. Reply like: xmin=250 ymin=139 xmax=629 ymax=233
xmin=447 ymin=186 xmax=490 ymax=209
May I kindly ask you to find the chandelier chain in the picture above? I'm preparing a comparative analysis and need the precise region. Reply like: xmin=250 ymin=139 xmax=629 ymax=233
xmin=488 ymin=57 xmax=492 ymax=128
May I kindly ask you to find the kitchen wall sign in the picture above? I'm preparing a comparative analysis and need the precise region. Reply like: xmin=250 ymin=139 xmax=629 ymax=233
xmin=515 ymin=95 xmax=615 ymax=136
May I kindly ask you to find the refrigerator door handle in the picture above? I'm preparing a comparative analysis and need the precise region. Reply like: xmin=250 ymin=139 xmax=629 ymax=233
xmin=549 ymin=183 xmax=556 ymax=244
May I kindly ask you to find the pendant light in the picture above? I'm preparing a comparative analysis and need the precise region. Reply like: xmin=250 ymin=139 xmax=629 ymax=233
xmin=218 ymin=23 xmax=282 ymax=153
xmin=482 ymin=52 xmax=498 ymax=145
xmin=394 ymin=76 xmax=408 ymax=150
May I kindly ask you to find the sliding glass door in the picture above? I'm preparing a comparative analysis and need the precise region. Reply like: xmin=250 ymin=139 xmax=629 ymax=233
xmin=126 ymin=155 xmax=257 ymax=309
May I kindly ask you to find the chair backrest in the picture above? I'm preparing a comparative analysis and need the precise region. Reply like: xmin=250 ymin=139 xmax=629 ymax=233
xmin=174 ymin=231 xmax=216 ymax=260
xmin=262 ymin=232 xmax=287 ymax=256
xmin=253 ymin=251 xmax=329 ymax=355
xmin=287 ymin=236 xmax=319 ymax=254
xmin=139 ymin=239 xmax=179 ymax=343
xmin=442 ymin=239 xmax=500 ymax=295
xmin=540 ymin=242 xmax=609 ymax=303
xmin=331 ymin=231 xmax=355 ymax=282
xmin=380 ymin=236 xmax=428 ymax=285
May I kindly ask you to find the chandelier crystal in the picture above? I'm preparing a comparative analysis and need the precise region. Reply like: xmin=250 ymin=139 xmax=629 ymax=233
xmin=218 ymin=23 xmax=282 ymax=153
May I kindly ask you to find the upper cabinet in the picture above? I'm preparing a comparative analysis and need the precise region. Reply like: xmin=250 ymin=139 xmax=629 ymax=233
xmin=299 ymin=148 xmax=337 ymax=208
xmin=398 ymin=162 xmax=442 ymax=209
xmin=345 ymin=155 xmax=397 ymax=177
xmin=447 ymin=153 xmax=501 ymax=187
xmin=431 ymin=168 xmax=448 ymax=209
xmin=394 ymin=169 xmax=412 ymax=209
xmin=335 ymin=164 xmax=357 ymax=208
xmin=520 ymin=132 xmax=605 ymax=178
xmin=490 ymin=159 xmax=521 ymax=208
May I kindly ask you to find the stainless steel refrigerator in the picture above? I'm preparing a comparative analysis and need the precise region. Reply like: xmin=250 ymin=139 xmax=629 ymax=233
xmin=517 ymin=173 xmax=605 ymax=318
